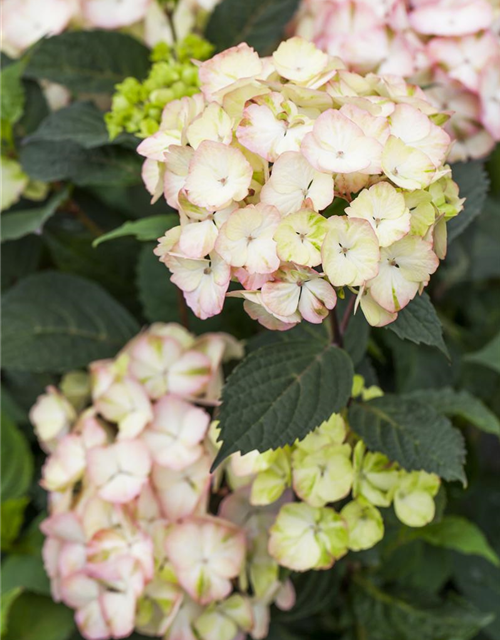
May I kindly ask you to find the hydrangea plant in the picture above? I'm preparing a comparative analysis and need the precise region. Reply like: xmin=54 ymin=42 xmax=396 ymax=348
xmin=2 ymin=1 xmax=499 ymax=639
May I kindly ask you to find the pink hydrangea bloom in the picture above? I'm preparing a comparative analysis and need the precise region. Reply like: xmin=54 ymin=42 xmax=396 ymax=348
xmin=33 ymin=324 xmax=296 ymax=640
xmin=292 ymin=0 xmax=500 ymax=159
xmin=143 ymin=37 xmax=463 ymax=330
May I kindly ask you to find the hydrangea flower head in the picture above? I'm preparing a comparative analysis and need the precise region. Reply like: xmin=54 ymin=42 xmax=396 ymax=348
xmin=32 ymin=337 xmax=446 ymax=640
xmin=293 ymin=0 xmax=500 ymax=161
xmin=144 ymin=37 xmax=462 ymax=329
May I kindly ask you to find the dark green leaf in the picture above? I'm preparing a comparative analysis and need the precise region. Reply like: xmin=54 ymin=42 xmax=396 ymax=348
xmin=351 ymin=576 xmax=493 ymax=640
xmin=24 ymin=31 xmax=150 ymax=93
xmin=27 ymin=102 xmax=113 ymax=149
xmin=1 ymin=187 xmax=69 ymax=243
xmin=3 ymin=593 xmax=75 ymax=640
xmin=43 ymin=230 xmax=140 ymax=311
xmin=137 ymin=243 xmax=186 ymax=325
xmin=206 ymin=0 xmax=300 ymax=55
xmin=20 ymin=141 xmax=142 ymax=186
xmin=1 ymin=385 xmax=28 ymax=424
xmin=1 ymin=235 xmax=42 ymax=292
xmin=93 ymin=214 xmax=178 ymax=246
xmin=1 ymin=415 xmax=33 ymax=501
xmin=464 ymin=331 xmax=500 ymax=375
xmin=213 ymin=340 xmax=354 ymax=467
xmin=454 ymin=555 xmax=500 ymax=640
xmin=88 ymin=184 xmax=170 ymax=218
xmin=276 ymin=566 xmax=344 ymax=623
xmin=1 ymin=271 xmax=139 ymax=373
xmin=386 ymin=292 xmax=449 ymax=357
xmin=246 ymin=319 xmax=329 ymax=352
xmin=15 ymin=79 xmax=49 ymax=138
xmin=403 ymin=387 xmax=500 ymax=437
xmin=470 ymin=199 xmax=500 ymax=281
xmin=408 ymin=516 xmax=499 ymax=566
xmin=265 ymin=625 xmax=304 ymax=640
xmin=380 ymin=540 xmax=452 ymax=593
xmin=448 ymin=161 xmax=489 ymax=243
xmin=382 ymin=332 xmax=455 ymax=394
xmin=344 ymin=311 xmax=370 ymax=367
xmin=2 ymin=373 xmax=57 ymax=426
xmin=349 ymin=395 xmax=466 ymax=483
xmin=1 ymin=60 xmax=25 ymax=124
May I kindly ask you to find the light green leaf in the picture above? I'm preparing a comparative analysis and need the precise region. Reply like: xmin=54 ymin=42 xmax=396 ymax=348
xmin=0 ymin=588 xmax=22 ymax=638
xmin=349 ymin=396 xmax=466 ymax=484
xmin=24 ymin=31 xmax=150 ymax=93
xmin=1 ymin=271 xmax=139 ymax=373
xmin=403 ymin=387 xmax=500 ymax=437
xmin=448 ymin=161 xmax=489 ymax=243
xmin=386 ymin=292 xmax=449 ymax=357
xmin=0 ymin=513 xmax=50 ymax=595
xmin=464 ymin=331 xmax=500 ymax=375
xmin=3 ymin=593 xmax=75 ymax=640
xmin=27 ymin=102 xmax=117 ymax=149
xmin=213 ymin=340 xmax=354 ymax=467
xmin=1 ymin=60 xmax=25 ymax=125
xmin=206 ymin=0 xmax=300 ymax=55
xmin=0 ymin=498 xmax=30 ymax=551
xmin=93 ymin=214 xmax=178 ymax=247
xmin=1 ymin=415 xmax=33 ymax=502
xmin=408 ymin=516 xmax=499 ymax=566
xmin=351 ymin=575 xmax=494 ymax=640
xmin=1 ymin=553 xmax=51 ymax=597
xmin=1 ymin=187 xmax=69 ymax=243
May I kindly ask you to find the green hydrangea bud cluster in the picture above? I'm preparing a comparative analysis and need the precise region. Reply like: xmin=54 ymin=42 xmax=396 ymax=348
xmin=225 ymin=375 xmax=441 ymax=571
xmin=105 ymin=34 xmax=214 ymax=140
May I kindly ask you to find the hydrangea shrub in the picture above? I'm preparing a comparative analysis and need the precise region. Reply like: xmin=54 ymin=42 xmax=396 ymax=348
xmin=2 ymin=2 xmax=499 ymax=639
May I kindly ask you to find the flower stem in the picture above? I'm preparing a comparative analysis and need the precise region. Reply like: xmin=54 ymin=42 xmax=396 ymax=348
xmin=177 ymin=288 xmax=190 ymax=330
xmin=340 ymin=293 xmax=356 ymax=336
xmin=329 ymin=308 xmax=343 ymax=347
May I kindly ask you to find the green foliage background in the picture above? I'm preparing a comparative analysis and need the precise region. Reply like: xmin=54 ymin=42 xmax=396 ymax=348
xmin=1 ymin=2 xmax=500 ymax=638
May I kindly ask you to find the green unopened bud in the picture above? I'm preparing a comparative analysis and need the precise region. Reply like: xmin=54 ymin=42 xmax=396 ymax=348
xmin=23 ymin=179 xmax=50 ymax=202
xmin=181 ymin=65 xmax=199 ymax=86
xmin=351 ymin=374 xmax=365 ymax=398
xmin=170 ymin=80 xmax=187 ymax=99
xmin=149 ymin=88 xmax=175 ymax=107
xmin=136 ymin=598 xmax=154 ymax=627
xmin=60 ymin=371 xmax=91 ymax=412
xmin=150 ymin=41 xmax=172 ymax=63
